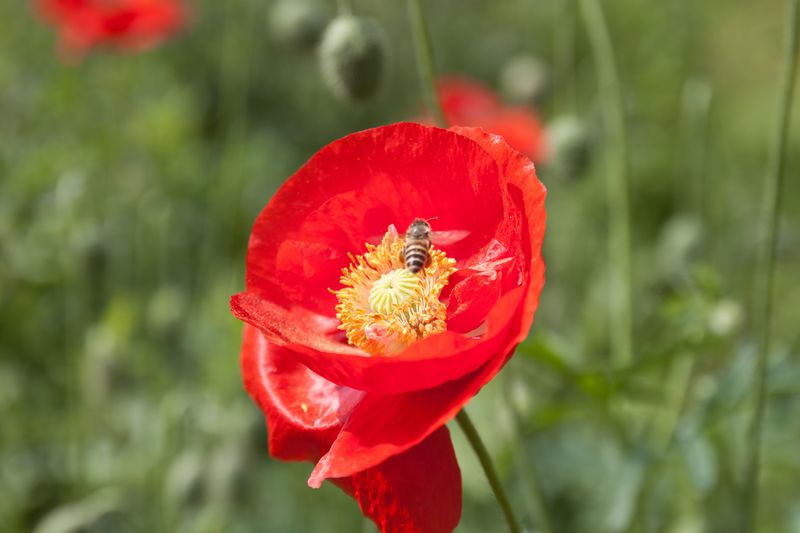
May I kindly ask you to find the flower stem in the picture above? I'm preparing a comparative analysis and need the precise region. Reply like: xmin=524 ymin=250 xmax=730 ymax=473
xmin=742 ymin=0 xmax=800 ymax=530
xmin=456 ymin=410 xmax=521 ymax=533
xmin=578 ymin=0 xmax=633 ymax=367
xmin=406 ymin=0 xmax=446 ymax=126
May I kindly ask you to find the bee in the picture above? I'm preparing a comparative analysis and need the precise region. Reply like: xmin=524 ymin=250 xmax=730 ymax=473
xmin=402 ymin=218 xmax=433 ymax=273
xmin=369 ymin=220 xmax=469 ymax=273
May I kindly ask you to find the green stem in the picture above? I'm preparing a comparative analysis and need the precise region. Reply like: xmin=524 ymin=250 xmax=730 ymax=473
xmin=456 ymin=410 xmax=521 ymax=533
xmin=406 ymin=0 xmax=446 ymax=126
xmin=553 ymin=0 xmax=578 ymax=115
xmin=742 ymin=0 xmax=800 ymax=530
xmin=578 ymin=0 xmax=633 ymax=367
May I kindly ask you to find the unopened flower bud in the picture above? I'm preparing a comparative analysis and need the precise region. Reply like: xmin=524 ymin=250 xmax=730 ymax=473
xmin=546 ymin=115 xmax=593 ymax=179
xmin=499 ymin=55 xmax=550 ymax=105
xmin=269 ymin=0 xmax=331 ymax=50
xmin=318 ymin=15 xmax=385 ymax=102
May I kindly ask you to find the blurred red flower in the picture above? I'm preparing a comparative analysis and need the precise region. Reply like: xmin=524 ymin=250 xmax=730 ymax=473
xmin=231 ymin=123 xmax=546 ymax=532
xmin=36 ymin=0 xmax=187 ymax=57
xmin=434 ymin=77 xmax=548 ymax=163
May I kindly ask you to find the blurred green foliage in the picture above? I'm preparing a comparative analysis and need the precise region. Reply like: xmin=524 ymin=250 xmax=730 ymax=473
xmin=1 ymin=0 xmax=800 ymax=532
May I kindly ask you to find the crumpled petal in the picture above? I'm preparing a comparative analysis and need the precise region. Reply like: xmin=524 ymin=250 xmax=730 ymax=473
xmin=241 ymin=325 xmax=461 ymax=533
xmin=450 ymin=126 xmax=547 ymax=341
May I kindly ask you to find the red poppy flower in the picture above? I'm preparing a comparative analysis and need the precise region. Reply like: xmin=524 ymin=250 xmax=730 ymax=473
xmin=232 ymin=122 xmax=546 ymax=532
xmin=434 ymin=77 xmax=548 ymax=163
xmin=36 ymin=0 xmax=187 ymax=57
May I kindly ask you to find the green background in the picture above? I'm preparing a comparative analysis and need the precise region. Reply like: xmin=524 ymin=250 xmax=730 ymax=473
xmin=1 ymin=0 xmax=799 ymax=531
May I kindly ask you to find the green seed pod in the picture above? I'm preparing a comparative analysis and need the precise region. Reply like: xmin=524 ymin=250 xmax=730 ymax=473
xmin=546 ymin=115 xmax=593 ymax=179
xmin=499 ymin=55 xmax=550 ymax=105
xmin=318 ymin=15 xmax=385 ymax=102
xmin=269 ymin=0 xmax=331 ymax=50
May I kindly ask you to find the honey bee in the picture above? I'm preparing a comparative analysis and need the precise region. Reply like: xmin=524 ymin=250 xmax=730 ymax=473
xmin=402 ymin=218 xmax=433 ymax=273
xmin=369 ymin=220 xmax=469 ymax=273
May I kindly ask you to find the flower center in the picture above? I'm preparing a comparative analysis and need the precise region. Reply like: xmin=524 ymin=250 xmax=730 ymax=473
xmin=334 ymin=225 xmax=456 ymax=356
xmin=368 ymin=269 xmax=418 ymax=314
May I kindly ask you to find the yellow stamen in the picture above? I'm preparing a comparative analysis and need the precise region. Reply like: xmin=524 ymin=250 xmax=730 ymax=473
xmin=334 ymin=226 xmax=457 ymax=356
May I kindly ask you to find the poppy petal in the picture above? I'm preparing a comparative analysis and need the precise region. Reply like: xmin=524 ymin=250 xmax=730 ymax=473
xmin=240 ymin=324 xmax=362 ymax=461
xmin=438 ymin=77 xmax=500 ymax=118
xmin=36 ymin=0 xmax=187 ymax=56
xmin=435 ymin=77 xmax=548 ymax=161
xmin=308 ymin=348 xmax=511 ymax=485
xmin=334 ymin=426 xmax=462 ymax=533
xmin=242 ymin=325 xmax=461 ymax=533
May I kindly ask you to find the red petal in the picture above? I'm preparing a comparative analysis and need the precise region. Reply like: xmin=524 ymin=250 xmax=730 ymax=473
xmin=438 ymin=77 xmax=500 ymax=118
xmin=436 ymin=78 xmax=548 ymax=161
xmin=309 ymin=349 xmax=511 ymax=485
xmin=480 ymin=108 xmax=549 ymax=163
xmin=36 ymin=0 xmax=187 ymax=54
xmin=240 ymin=324 xmax=362 ymax=461
xmin=242 ymin=325 xmax=461 ymax=533
xmin=444 ymin=238 xmax=521 ymax=334
xmin=334 ymin=426 xmax=461 ymax=533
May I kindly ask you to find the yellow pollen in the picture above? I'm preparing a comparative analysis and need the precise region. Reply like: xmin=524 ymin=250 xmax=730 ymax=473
xmin=333 ymin=226 xmax=457 ymax=356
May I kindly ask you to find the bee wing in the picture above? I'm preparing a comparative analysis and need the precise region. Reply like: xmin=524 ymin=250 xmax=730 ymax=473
xmin=366 ymin=224 xmax=402 ymax=245
xmin=366 ymin=227 xmax=470 ymax=246
xmin=430 ymin=229 xmax=471 ymax=246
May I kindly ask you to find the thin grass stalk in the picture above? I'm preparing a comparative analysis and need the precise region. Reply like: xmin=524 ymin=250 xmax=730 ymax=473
xmin=742 ymin=0 xmax=800 ymax=530
xmin=578 ymin=0 xmax=633 ymax=367
xmin=406 ymin=0 xmax=446 ymax=126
